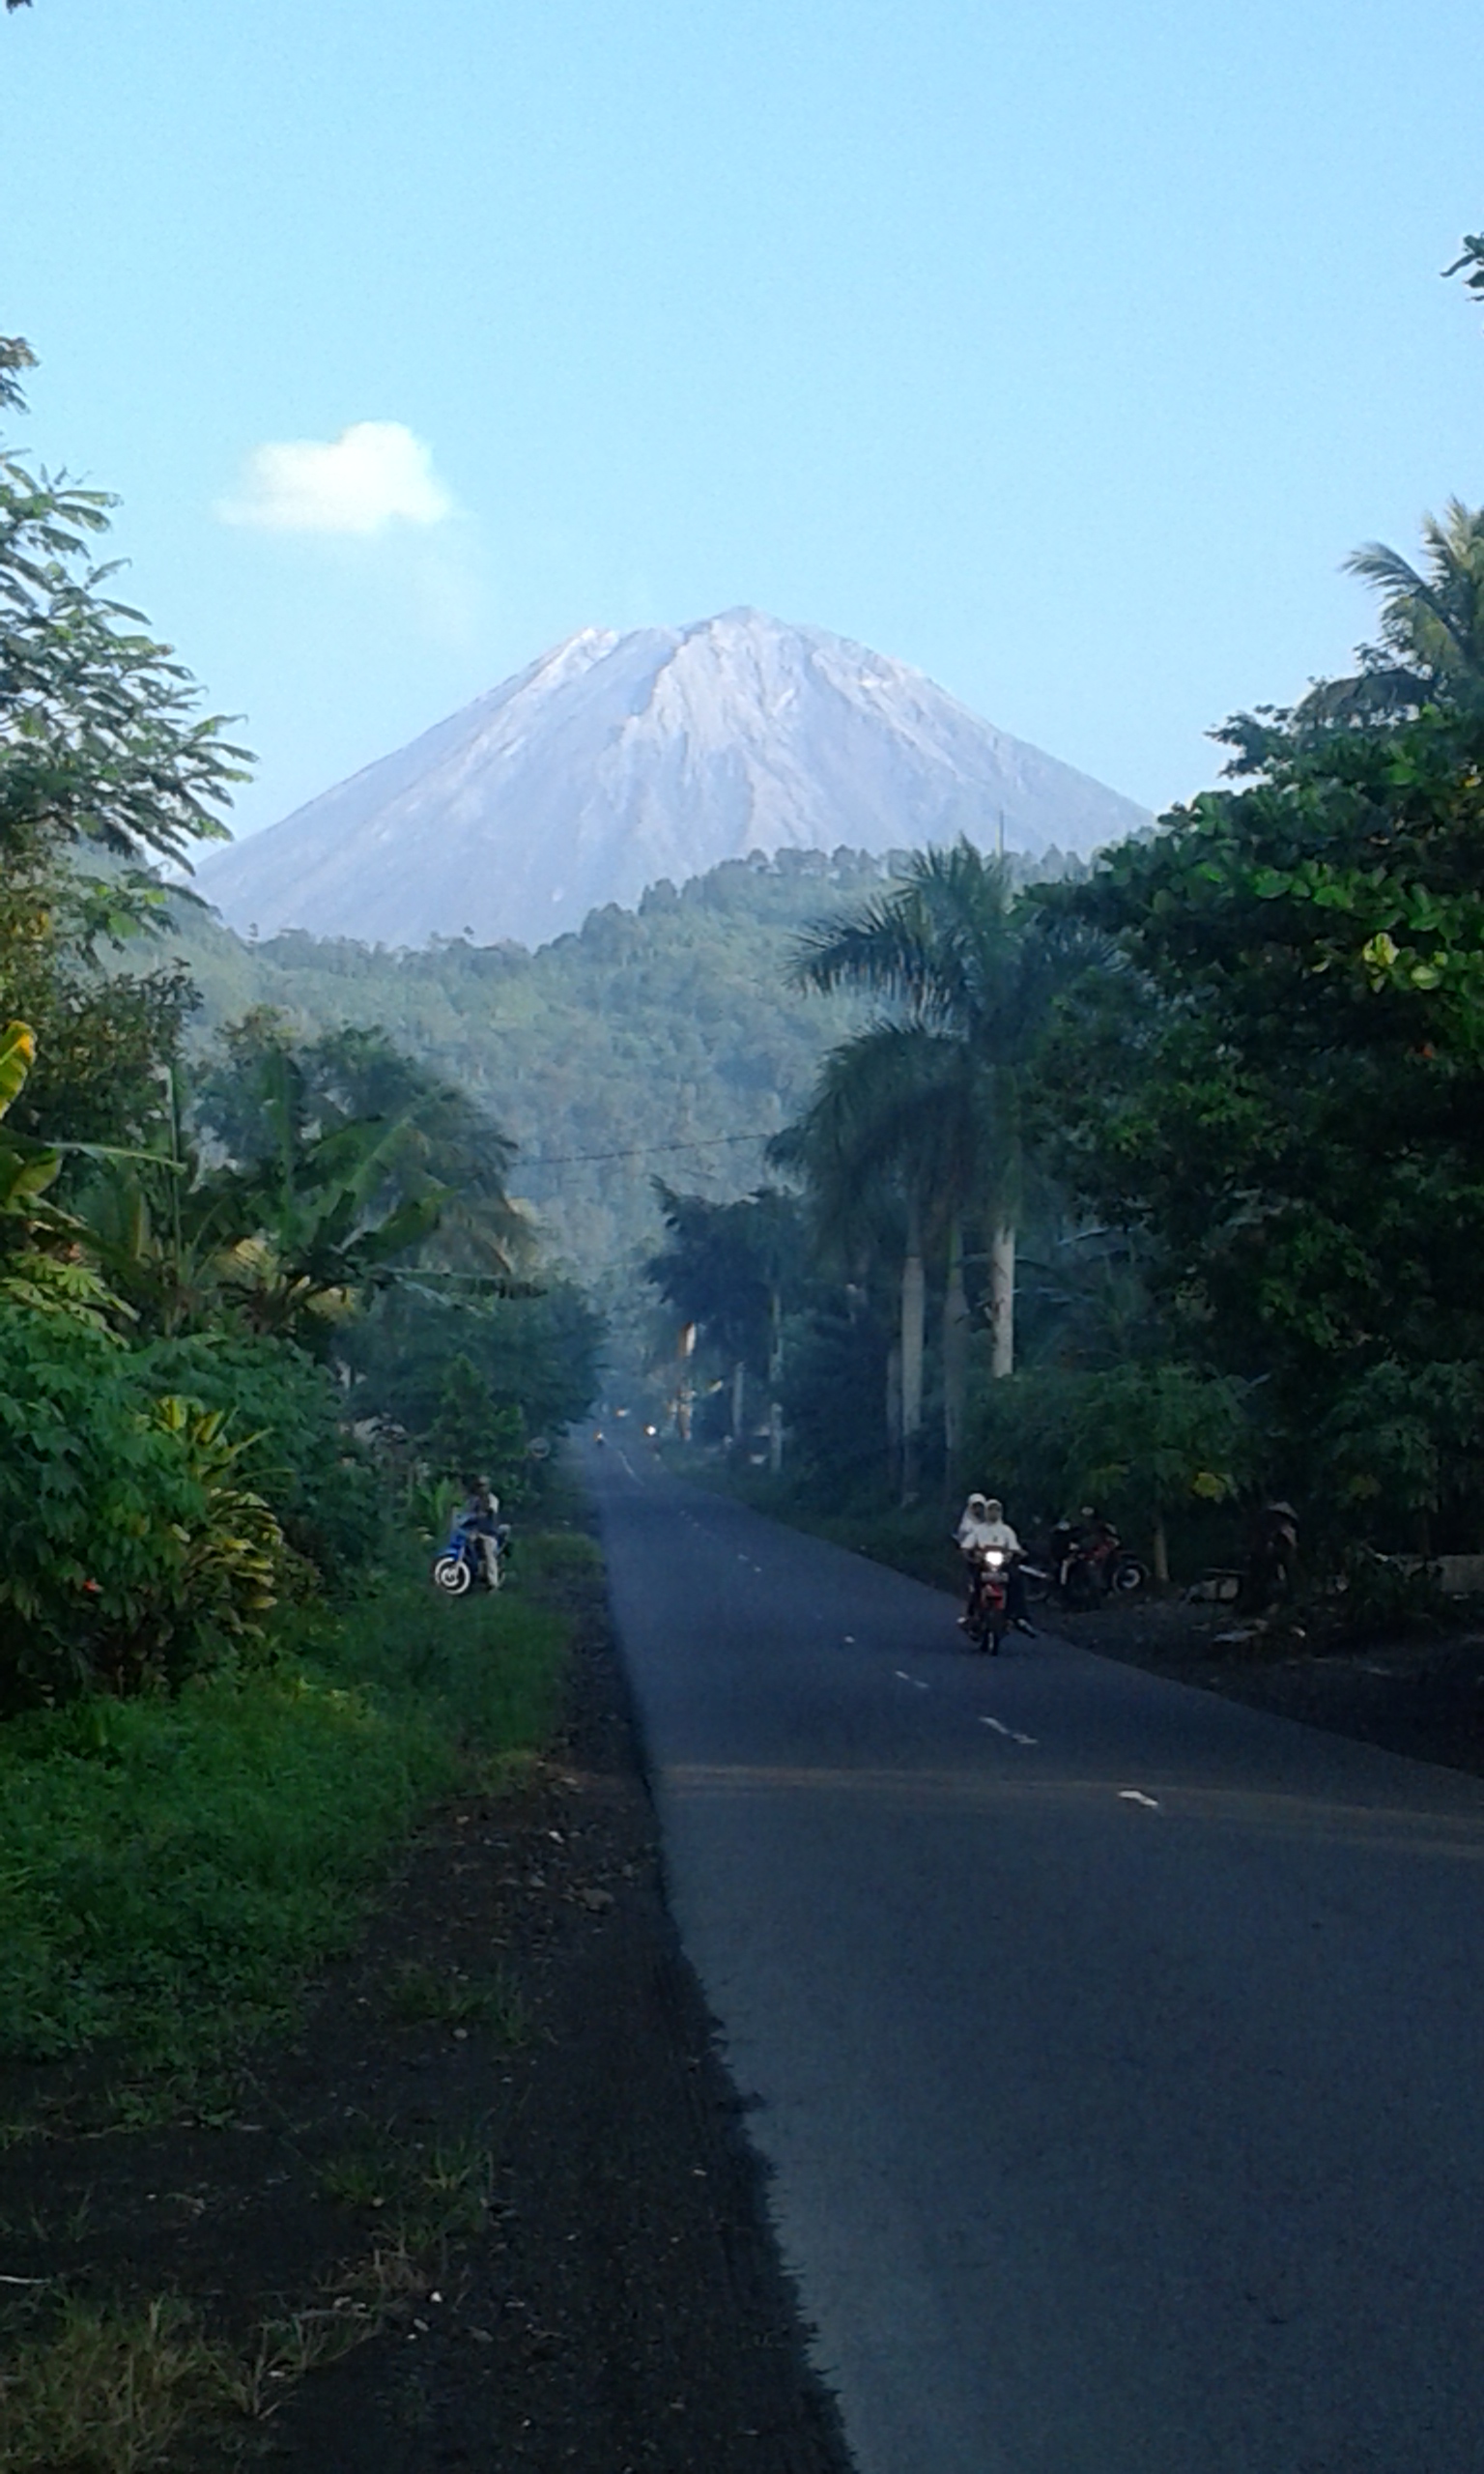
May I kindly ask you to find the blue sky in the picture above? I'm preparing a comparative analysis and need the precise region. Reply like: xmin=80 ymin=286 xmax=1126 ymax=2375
xmin=3 ymin=0 xmax=1481 ymax=841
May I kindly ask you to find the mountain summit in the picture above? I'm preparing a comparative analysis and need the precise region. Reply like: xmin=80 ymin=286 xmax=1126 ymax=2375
xmin=196 ymin=611 xmax=1151 ymax=950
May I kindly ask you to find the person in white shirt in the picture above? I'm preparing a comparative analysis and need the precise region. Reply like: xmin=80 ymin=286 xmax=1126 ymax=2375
xmin=955 ymin=1494 xmax=1034 ymax=1630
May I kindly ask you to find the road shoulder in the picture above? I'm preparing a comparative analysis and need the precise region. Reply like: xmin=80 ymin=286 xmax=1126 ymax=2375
xmin=0 ymin=1539 xmax=854 ymax=2474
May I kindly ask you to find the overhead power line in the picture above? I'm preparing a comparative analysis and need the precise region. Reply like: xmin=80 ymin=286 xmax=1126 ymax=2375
xmin=519 ymin=1129 xmax=775 ymax=1169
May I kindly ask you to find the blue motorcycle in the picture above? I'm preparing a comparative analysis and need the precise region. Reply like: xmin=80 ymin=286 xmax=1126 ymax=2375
xmin=431 ymin=1516 xmax=508 ymax=1596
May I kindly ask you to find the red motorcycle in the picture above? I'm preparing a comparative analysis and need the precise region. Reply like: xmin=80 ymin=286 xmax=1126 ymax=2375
xmin=962 ymin=1544 xmax=1013 ymax=1654
xmin=1050 ymin=1517 xmax=1147 ymax=1609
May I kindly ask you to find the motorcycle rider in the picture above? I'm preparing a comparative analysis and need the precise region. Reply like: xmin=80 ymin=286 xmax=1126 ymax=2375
xmin=459 ymin=1474 xmax=508 ymax=1589
xmin=1050 ymin=1504 xmax=1116 ymax=1589
xmin=1248 ymin=1499 xmax=1299 ymax=1604
xmin=956 ymin=1493 xmax=1035 ymax=1633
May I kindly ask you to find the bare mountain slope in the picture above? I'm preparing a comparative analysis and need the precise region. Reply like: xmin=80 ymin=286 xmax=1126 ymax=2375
xmin=197 ymin=610 xmax=1151 ymax=949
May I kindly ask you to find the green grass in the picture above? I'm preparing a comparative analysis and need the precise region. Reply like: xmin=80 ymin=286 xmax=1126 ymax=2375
xmin=315 ymin=2119 xmax=498 ymax=2246
xmin=0 ymin=1539 xmax=569 ymax=2075
xmin=0 ymin=2274 xmax=403 ymax=2471
xmin=0 ymin=2294 xmax=244 ymax=2474
xmin=383 ymin=1958 xmax=528 ymax=2040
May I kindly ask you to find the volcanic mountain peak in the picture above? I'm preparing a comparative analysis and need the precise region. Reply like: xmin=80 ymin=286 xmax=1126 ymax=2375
xmin=195 ymin=610 xmax=1151 ymax=950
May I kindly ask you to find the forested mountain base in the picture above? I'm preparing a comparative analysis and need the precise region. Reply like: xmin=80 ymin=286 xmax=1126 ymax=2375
xmin=170 ymin=844 xmax=1080 ymax=1299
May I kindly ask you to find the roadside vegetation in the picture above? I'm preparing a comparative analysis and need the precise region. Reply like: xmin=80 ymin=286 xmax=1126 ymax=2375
xmin=0 ymin=333 xmax=606 ymax=2471
xmin=0 ymin=335 xmax=597 ymax=2089
xmin=644 ymin=242 xmax=1484 ymax=1615
xmin=0 ymin=1564 xmax=566 ymax=2086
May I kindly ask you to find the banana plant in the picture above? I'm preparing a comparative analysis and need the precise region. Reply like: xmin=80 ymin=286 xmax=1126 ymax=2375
xmin=206 ymin=1053 xmax=447 ymax=1345
xmin=0 ymin=1020 xmax=120 ymax=1326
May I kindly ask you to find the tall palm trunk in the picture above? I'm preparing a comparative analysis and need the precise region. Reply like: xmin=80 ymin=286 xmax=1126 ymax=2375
xmin=767 ymin=1284 xmax=785 ymax=1476
xmin=886 ymin=1340 xmax=902 ymax=1487
xmin=676 ymin=1321 xmax=696 ymax=1441
xmin=942 ymin=1211 xmax=970 ymax=1491
xmin=900 ymin=1191 xmax=926 ymax=1502
xmin=988 ymin=1220 xmax=1015 ymax=1379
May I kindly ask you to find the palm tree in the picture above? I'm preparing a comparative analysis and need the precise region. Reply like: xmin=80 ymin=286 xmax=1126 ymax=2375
xmin=771 ymin=1022 xmax=966 ymax=1500
xmin=1293 ymin=500 xmax=1484 ymax=730
xmin=790 ymin=843 xmax=1049 ymax=1479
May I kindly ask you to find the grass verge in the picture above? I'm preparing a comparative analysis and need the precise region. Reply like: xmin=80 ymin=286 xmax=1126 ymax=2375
xmin=0 ymin=1538 xmax=569 ymax=2080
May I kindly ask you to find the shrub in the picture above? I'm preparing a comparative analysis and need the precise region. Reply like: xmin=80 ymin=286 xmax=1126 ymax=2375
xmin=133 ymin=1331 xmax=385 ymax=1580
xmin=0 ymin=1310 xmax=287 ymax=1709
xmin=964 ymin=1357 xmax=1253 ymax=1573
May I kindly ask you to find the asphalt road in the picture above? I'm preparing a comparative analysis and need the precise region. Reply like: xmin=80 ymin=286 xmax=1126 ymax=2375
xmin=585 ymin=1438 xmax=1484 ymax=2474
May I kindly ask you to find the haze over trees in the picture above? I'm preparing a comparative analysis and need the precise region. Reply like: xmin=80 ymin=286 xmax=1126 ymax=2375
xmin=647 ymin=243 xmax=1484 ymax=1573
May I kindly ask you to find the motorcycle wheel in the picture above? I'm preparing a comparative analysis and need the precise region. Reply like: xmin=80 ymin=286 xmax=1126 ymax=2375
xmin=970 ymin=1597 xmax=1006 ymax=1654
xmin=432 ymin=1552 xmax=472 ymax=1597
xmin=1110 ymin=1555 xmax=1148 ymax=1596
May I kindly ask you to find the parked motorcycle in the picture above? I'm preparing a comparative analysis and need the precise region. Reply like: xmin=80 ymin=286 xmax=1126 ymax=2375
xmin=431 ymin=1517 xmax=508 ymax=1596
xmin=1049 ymin=1520 xmax=1148 ymax=1609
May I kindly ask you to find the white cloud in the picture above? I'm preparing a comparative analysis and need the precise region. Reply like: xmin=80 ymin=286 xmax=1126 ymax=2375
xmin=218 ymin=420 xmax=453 ymax=534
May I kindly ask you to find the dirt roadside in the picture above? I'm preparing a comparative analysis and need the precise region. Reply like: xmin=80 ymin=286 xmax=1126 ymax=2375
xmin=1056 ymin=1591 xmax=1484 ymax=1784
xmin=0 ymin=1553 xmax=853 ymax=2474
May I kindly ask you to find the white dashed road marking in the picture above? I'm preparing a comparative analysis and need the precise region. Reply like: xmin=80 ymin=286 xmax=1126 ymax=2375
xmin=1118 ymin=1789 xmax=1161 ymax=1810
xmin=979 ymin=1715 xmax=1038 ymax=1746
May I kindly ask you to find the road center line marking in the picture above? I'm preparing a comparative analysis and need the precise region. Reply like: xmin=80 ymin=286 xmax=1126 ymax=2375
xmin=980 ymin=1716 xmax=1011 ymax=1736
xmin=1118 ymin=1789 xmax=1161 ymax=1810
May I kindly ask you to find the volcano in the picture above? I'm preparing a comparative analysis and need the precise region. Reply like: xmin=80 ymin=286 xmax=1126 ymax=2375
xmin=196 ymin=610 xmax=1150 ymax=949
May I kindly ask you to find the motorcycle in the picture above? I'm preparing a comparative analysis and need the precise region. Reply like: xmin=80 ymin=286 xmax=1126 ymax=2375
xmin=1050 ymin=1522 xmax=1148 ymax=1608
xmin=962 ymin=1543 xmax=1013 ymax=1654
xmin=431 ymin=1517 xmax=508 ymax=1597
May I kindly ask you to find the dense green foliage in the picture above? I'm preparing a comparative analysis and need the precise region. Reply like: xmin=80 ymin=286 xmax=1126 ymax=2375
xmin=171 ymin=848 xmax=1080 ymax=1291
xmin=0 ymin=345 xmax=598 ymax=2114
xmin=0 ymin=1309 xmax=281 ymax=1710
xmin=0 ymin=348 xmax=596 ymax=1718
xmin=1035 ymin=695 xmax=1484 ymax=1547
xmin=343 ymin=1279 xmax=602 ymax=1490
xmin=669 ymin=475 xmax=1484 ymax=1572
